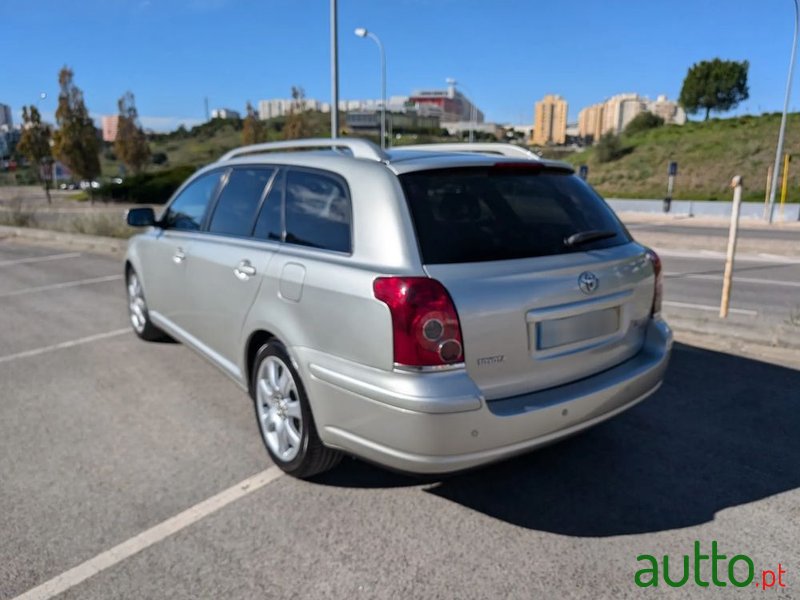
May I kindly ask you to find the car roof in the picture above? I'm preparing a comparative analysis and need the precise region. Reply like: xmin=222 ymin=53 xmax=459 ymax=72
xmin=213 ymin=138 xmax=573 ymax=176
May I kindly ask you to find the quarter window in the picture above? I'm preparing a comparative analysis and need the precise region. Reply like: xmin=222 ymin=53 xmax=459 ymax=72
xmin=163 ymin=171 xmax=222 ymax=231
xmin=209 ymin=167 xmax=275 ymax=237
xmin=285 ymin=169 xmax=351 ymax=253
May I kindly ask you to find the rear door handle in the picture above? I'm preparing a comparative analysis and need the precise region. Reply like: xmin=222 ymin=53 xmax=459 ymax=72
xmin=234 ymin=259 xmax=257 ymax=280
xmin=173 ymin=248 xmax=186 ymax=263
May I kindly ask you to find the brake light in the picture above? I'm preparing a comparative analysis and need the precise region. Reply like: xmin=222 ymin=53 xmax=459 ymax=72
xmin=645 ymin=248 xmax=663 ymax=316
xmin=373 ymin=277 xmax=464 ymax=368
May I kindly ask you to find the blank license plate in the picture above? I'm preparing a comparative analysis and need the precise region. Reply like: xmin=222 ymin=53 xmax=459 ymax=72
xmin=536 ymin=307 xmax=620 ymax=350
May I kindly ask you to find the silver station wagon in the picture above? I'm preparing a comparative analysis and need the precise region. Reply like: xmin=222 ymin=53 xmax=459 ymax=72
xmin=125 ymin=139 xmax=672 ymax=478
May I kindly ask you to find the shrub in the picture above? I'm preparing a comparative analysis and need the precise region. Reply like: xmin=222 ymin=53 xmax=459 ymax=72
xmin=595 ymin=133 xmax=627 ymax=163
xmin=624 ymin=112 xmax=665 ymax=136
xmin=99 ymin=165 xmax=196 ymax=204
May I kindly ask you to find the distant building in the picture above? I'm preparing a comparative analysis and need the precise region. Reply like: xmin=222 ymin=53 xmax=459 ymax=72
xmin=409 ymin=83 xmax=484 ymax=124
xmin=504 ymin=124 xmax=534 ymax=143
xmin=532 ymin=94 xmax=568 ymax=145
xmin=0 ymin=129 xmax=21 ymax=158
xmin=578 ymin=93 xmax=686 ymax=142
xmin=101 ymin=115 xmax=119 ymax=142
xmin=346 ymin=109 xmax=440 ymax=133
xmin=0 ymin=103 xmax=13 ymax=130
xmin=211 ymin=108 xmax=241 ymax=120
xmin=258 ymin=98 xmax=324 ymax=120
xmin=578 ymin=103 xmax=604 ymax=143
xmin=648 ymin=94 xmax=687 ymax=126
xmin=440 ymin=121 xmax=502 ymax=139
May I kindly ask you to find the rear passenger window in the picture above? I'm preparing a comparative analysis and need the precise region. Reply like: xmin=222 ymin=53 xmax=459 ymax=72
xmin=208 ymin=167 xmax=275 ymax=237
xmin=285 ymin=169 xmax=351 ymax=253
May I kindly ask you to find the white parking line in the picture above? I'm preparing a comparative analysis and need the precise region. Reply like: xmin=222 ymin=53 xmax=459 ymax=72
xmin=0 ymin=329 xmax=130 ymax=365
xmin=0 ymin=274 xmax=124 ymax=298
xmin=664 ymin=272 xmax=800 ymax=289
xmin=0 ymin=252 xmax=81 ymax=267
xmin=663 ymin=300 xmax=758 ymax=316
xmin=11 ymin=467 xmax=284 ymax=600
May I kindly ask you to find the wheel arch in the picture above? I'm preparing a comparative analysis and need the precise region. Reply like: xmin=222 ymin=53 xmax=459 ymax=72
xmin=245 ymin=329 xmax=278 ymax=395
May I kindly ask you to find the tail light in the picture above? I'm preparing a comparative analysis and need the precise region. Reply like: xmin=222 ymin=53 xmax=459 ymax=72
xmin=373 ymin=277 xmax=464 ymax=368
xmin=645 ymin=248 xmax=663 ymax=316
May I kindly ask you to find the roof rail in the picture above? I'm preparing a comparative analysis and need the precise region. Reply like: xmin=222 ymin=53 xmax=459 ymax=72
xmin=219 ymin=138 xmax=388 ymax=162
xmin=397 ymin=143 xmax=541 ymax=160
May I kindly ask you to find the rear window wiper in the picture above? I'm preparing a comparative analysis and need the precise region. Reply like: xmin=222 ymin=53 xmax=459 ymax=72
xmin=564 ymin=229 xmax=618 ymax=248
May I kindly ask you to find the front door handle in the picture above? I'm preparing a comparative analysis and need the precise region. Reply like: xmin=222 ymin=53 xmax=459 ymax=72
xmin=234 ymin=259 xmax=257 ymax=280
xmin=173 ymin=248 xmax=186 ymax=264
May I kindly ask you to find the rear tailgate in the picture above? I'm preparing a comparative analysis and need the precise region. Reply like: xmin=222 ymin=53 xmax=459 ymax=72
xmin=399 ymin=163 xmax=655 ymax=399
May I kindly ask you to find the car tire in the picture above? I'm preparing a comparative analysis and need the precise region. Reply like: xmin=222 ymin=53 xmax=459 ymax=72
xmin=251 ymin=341 xmax=341 ymax=478
xmin=126 ymin=268 xmax=169 ymax=342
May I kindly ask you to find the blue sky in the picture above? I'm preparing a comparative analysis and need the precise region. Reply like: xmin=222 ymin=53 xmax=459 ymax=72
xmin=1 ymin=0 xmax=798 ymax=131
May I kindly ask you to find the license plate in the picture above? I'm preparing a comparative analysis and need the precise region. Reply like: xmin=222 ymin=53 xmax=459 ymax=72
xmin=536 ymin=306 xmax=620 ymax=350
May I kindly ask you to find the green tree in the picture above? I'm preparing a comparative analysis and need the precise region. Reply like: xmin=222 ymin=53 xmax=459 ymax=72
xmin=115 ymin=91 xmax=150 ymax=175
xmin=17 ymin=106 xmax=54 ymax=204
xmin=624 ymin=111 xmax=665 ymax=136
xmin=242 ymin=101 xmax=266 ymax=145
xmin=595 ymin=133 xmax=625 ymax=163
xmin=679 ymin=58 xmax=749 ymax=121
xmin=284 ymin=86 xmax=313 ymax=140
xmin=53 ymin=66 xmax=101 ymax=201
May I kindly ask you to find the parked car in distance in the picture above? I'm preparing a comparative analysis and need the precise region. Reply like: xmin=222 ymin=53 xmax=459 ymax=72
xmin=124 ymin=139 xmax=672 ymax=478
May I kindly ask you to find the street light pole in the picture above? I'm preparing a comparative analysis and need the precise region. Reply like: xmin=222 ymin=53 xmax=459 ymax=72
xmin=767 ymin=0 xmax=799 ymax=223
xmin=355 ymin=28 xmax=386 ymax=149
xmin=330 ymin=0 xmax=339 ymax=139
xmin=447 ymin=78 xmax=476 ymax=143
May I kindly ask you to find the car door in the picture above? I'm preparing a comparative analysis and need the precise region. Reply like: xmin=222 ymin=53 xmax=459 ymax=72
xmin=182 ymin=165 xmax=281 ymax=377
xmin=137 ymin=169 xmax=224 ymax=326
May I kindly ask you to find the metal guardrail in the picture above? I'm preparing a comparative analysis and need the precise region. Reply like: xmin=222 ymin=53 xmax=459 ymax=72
xmin=218 ymin=138 xmax=388 ymax=163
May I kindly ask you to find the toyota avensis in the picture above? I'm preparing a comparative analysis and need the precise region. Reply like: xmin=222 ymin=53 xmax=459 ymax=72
xmin=124 ymin=139 xmax=672 ymax=478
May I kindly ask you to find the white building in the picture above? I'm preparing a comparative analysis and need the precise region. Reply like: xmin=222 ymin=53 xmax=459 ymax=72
xmin=211 ymin=108 xmax=241 ymax=120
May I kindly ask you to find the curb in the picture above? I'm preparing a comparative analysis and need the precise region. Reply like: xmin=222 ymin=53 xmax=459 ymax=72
xmin=0 ymin=225 xmax=127 ymax=257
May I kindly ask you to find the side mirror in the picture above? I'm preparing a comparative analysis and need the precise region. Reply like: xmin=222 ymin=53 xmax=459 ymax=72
xmin=126 ymin=207 xmax=156 ymax=228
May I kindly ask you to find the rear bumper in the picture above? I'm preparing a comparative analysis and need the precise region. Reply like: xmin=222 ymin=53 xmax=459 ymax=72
xmin=298 ymin=318 xmax=672 ymax=474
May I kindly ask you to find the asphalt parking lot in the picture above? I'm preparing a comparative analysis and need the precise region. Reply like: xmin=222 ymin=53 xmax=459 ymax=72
xmin=1 ymin=238 xmax=798 ymax=599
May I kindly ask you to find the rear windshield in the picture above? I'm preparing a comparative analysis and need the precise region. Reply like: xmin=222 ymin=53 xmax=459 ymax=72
xmin=400 ymin=166 xmax=631 ymax=264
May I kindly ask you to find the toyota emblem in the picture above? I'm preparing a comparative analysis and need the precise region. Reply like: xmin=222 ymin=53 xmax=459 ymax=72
xmin=578 ymin=271 xmax=599 ymax=294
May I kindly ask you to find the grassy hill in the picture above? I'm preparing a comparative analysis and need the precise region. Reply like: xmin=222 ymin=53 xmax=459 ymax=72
xmin=561 ymin=113 xmax=800 ymax=202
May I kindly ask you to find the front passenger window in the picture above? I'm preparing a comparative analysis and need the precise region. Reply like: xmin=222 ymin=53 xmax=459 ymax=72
xmin=208 ymin=167 xmax=275 ymax=237
xmin=162 ymin=171 xmax=222 ymax=231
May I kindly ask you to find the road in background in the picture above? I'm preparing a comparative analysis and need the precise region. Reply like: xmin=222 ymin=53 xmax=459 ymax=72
xmin=1 ymin=239 xmax=799 ymax=599
xmin=659 ymin=252 xmax=800 ymax=321
xmin=628 ymin=222 xmax=800 ymax=241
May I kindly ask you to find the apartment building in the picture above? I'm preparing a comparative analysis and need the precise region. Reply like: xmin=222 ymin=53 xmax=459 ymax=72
xmin=101 ymin=115 xmax=119 ymax=142
xmin=578 ymin=94 xmax=686 ymax=142
xmin=532 ymin=94 xmax=568 ymax=145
